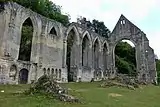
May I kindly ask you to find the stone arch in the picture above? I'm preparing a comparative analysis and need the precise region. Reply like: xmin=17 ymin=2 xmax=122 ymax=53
xmin=102 ymin=40 xmax=109 ymax=50
xmin=82 ymin=33 xmax=91 ymax=67
xmin=113 ymin=37 xmax=137 ymax=49
xmin=93 ymin=37 xmax=101 ymax=78
xmin=18 ymin=12 xmax=39 ymax=37
xmin=51 ymin=68 xmax=54 ymax=75
xmin=19 ymin=68 xmax=29 ymax=84
xmin=18 ymin=17 xmax=34 ymax=61
xmin=9 ymin=64 xmax=17 ymax=80
xmin=47 ymin=68 xmax=50 ymax=75
xmin=112 ymin=38 xmax=138 ymax=77
xmin=48 ymin=22 xmax=60 ymax=38
xmin=82 ymin=31 xmax=92 ymax=46
xmin=16 ymin=8 xmax=40 ymax=62
xmin=65 ymin=25 xmax=80 ymax=44
xmin=66 ymin=25 xmax=79 ymax=82
xmin=49 ymin=27 xmax=57 ymax=36
xmin=93 ymin=37 xmax=101 ymax=50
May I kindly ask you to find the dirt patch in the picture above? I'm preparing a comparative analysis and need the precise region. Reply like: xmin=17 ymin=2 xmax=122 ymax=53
xmin=75 ymin=89 xmax=88 ymax=92
xmin=108 ymin=93 xmax=122 ymax=97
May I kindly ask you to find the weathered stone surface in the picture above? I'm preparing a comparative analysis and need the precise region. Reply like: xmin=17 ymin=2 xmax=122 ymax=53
xmin=0 ymin=2 xmax=157 ymax=84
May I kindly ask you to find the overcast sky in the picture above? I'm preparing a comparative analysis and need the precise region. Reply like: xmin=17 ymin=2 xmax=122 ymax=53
xmin=52 ymin=0 xmax=160 ymax=58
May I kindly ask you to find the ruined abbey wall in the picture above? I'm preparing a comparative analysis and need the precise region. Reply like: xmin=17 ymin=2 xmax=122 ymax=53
xmin=0 ymin=2 xmax=157 ymax=84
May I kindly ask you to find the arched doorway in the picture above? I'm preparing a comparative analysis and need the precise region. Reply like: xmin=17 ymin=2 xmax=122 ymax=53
xmin=18 ymin=18 xmax=33 ymax=61
xmin=114 ymin=40 xmax=137 ymax=77
xmin=19 ymin=69 xmax=29 ymax=84
xmin=66 ymin=28 xmax=78 ymax=82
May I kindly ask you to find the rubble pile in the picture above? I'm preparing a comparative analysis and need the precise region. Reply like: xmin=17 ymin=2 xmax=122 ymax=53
xmin=25 ymin=75 xmax=79 ymax=103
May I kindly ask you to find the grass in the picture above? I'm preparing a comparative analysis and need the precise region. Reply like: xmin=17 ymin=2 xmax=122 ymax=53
xmin=0 ymin=82 xmax=160 ymax=107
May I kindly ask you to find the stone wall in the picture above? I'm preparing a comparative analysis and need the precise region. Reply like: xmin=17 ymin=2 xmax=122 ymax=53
xmin=0 ymin=2 xmax=157 ymax=84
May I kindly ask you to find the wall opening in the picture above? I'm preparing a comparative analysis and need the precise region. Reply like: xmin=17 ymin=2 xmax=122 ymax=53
xmin=115 ymin=40 xmax=137 ymax=76
xmin=9 ymin=65 xmax=17 ymax=80
xmin=47 ymin=68 xmax=50 ymax=75
xmin=51 ymin=68 xmax=54 ymax=75
xmin=19 ymin=68 xmax=29 ymax=84
xmin=82 ymin=35 xmax=89 ymax=67
xmin=49 ymin=27 xmax=57 ymax=39
xmin=43 ymin=68 xmax=46 ymax=75
xmin=66 ymin=29 xmax=77 ymax=82
xmin=50 ymin=27 xmax=57 ymax=35
xmin=59 ymin=69 xmax=61 ymax=79
xmin=93 ymin=39 xmax=100 ymax=78
xmin=18 ymin=18 xmax=33 ymax=61
xmin=55 ymin=69 xmax=58 ymax=79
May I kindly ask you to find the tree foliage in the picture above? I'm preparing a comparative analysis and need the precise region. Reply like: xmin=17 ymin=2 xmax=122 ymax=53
xmin=77 ymin=17 xmax=111 ymax=38
xmin=0 ymin=0 xmax=70 ymax=26
xmin=115 ymin=41 xmax=137 ymax=76
xmin=156 ymin=59 xmax=160 ymax=83
xmin=18 ymin=18 xmax=33 ymax=61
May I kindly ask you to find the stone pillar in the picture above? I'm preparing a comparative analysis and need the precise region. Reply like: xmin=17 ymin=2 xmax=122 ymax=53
xmin=62 ymin=39 xmax=67 ymax=68
xmin=77 ymin=43 xmax=82 ymax=81
xmin=99 ymin=48 xmax=103 ymax=78
xmin=62 ymin=39 xmax=68 ymax=82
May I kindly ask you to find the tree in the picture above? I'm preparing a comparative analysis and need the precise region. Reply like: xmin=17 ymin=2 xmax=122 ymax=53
xmin=77 ymin=17 xmax=111 ymax=38
xmin=156 ymin=60 xmax=160 ymax=83
xmin=115 ymin=41 xmax=136 ymax=76
xmin=1 ymin=0 xmax=70 ymax=26
xmin=18 ymin=18 xmax=33 ymax=61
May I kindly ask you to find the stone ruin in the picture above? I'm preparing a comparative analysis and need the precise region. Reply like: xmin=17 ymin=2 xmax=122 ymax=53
xmin=0 ymin=2 xmax=157 ymax=84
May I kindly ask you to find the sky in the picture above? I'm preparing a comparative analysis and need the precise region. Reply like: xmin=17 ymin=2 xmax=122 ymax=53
xmin=52 ymin=0 xmax=160 ymax=58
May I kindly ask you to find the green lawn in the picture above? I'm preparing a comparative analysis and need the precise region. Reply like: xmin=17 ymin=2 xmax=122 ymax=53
xmin=0 ymin=82 xmax=160 ymax=107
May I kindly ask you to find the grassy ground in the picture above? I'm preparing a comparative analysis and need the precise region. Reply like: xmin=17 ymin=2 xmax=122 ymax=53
xmin=0 ymin=82 xmax=160 ymax=107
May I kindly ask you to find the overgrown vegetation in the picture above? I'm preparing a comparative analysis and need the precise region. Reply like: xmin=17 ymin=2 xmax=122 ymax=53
xmin=18 ymin=18 xmax=33 ymax=61
xmin=115 ymin=41 xmax=137 ymax=76
xmin=77 ymin=17 xmax=111 ymax=38
xmin=156 ymin=59 xmax=160 ymax=83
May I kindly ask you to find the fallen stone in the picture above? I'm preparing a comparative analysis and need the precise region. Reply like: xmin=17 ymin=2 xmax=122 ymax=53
xmin=108 ymin=93 xmax=122 ymax=97
xmin=101 ymin=81 xmax=135 ymax=90
xmin=59 ymin=94 xmax=79 ymax=103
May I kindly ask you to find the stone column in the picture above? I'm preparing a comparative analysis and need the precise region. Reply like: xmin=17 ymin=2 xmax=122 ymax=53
xmin=99 ymin=48 xmax=103 ymax=78
xmin=62 ymin=39 xmax=67 ymax=68
xmin=77 ymin=43 xmax=82 ymax=81
xmin=62 ymin=39 xmax=68 ymax=82
xmin=108 ymin=44 xmax=115 ymax=79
